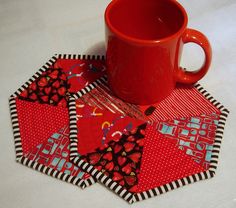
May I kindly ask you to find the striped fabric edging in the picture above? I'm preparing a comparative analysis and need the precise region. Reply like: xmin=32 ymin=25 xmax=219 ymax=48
xmin=18 ymin=156 xmax=86 ymax=188
xmin=72 ymin=156 xmax=134 ymax=203
xmin=132 ymin=170 xmax=214 ymax=202
xmin=56 ymin=54 xmax=105 ymax=60
xmin=72 ymin=76 xmax=108 ymax=100
xmin=68 ymin=97 xmax=79 ymax=160
xmin=194 ymin=83 xmax=230 ymax=174
xmin=9 ymin=97 xmax=23 ymax=161
xmin=72 ymin=154 xmax=215 ymax=203
xmin=68 ymin=82 xmax=229 ymax=203
xmin=68 ymin=96 xmax=97 ymax=185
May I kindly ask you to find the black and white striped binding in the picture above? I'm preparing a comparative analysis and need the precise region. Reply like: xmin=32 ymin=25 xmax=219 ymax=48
xmin=8 ymin=54 xmax=106 ymax=189
xmin=71 ymin=149 xmax=214 ymax=203
xmin=56 ymin=54 xmax=105 ymax=60
xmin=72 ymin=76 xmax=107 ymax=100
xmin=68 ymin=96 xmax=98 ymax=185
xmin=68 ymin=82 xmax=229 ymax=203
xmin=132 ymin=170 xmax=214 ymax=202
xmin=19 ymin=156 xmax=86 ymax=187
xmin=194 ymin=83 xmax=230 ymax=174
xmin=9 ymin=97 xmax=23 ymax=160
xmin=68 ymin=97 xmax=78 ymax=160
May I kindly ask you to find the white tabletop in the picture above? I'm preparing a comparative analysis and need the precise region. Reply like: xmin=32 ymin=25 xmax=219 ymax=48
xmin=0 ymin=0 xmax=236 ymax=207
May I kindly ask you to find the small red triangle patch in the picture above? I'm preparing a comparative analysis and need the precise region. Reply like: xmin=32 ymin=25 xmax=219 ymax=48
xmin=137 ymin=125 xmax=205 ymax=192
xmin=16 ymin=99 xmax=69 ymax=154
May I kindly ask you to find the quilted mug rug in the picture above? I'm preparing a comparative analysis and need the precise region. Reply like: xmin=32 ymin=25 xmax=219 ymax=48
xmin=9 ymin=54 xmax=106 ymax=188
xmin=9 ymin=54 xmax=229 ymax=203
xmin=67 ymin=58 xmax=229 ymax=203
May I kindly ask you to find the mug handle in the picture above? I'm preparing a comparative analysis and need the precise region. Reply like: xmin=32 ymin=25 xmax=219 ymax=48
xmin=175 ymin=28 xmax=212 ymax=84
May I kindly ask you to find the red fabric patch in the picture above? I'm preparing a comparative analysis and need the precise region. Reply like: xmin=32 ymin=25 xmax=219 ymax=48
xmin=54 ymin=59 xmax=106 ymax=93
xmin=154 ymin=113 xmax=220 ymax=169
xmin=18 ymin=68 xmax=70 ymax=107
xmin=76 ymin=101 xmax=144 ymax=155
xmin=80 ymin=123 xmax=147 ymax=192
xmin=25 ymin=126 xmax=89 ymax=180
xmin=16 ymin=99 xmax=69 ymax=154
xmin=136 ymin=125 xmax=205 ymax=192
xmin=71 ymin=83 xmax=220 ymax=123
xmin=139 ymin=85 xmax=220 ymax=121
xmin=80 ymin=87 xmax=147 ymax=121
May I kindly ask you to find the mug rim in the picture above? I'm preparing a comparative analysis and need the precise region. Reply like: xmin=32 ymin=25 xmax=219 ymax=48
xmin=105 ymin=0 xmax=188 ymax=45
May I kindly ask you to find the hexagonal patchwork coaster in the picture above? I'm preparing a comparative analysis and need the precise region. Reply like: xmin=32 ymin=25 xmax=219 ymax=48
xmin=8 ymin=54 xmax=229 ymax=201
xmin=9 ymin=54 xmax=107 ymax=188
xmin=68 ymin=68 xmax=229 ymax=203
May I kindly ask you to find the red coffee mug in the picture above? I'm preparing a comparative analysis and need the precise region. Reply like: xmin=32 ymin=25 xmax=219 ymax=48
xmin=105 ymin=0 xmax=212 ymax=105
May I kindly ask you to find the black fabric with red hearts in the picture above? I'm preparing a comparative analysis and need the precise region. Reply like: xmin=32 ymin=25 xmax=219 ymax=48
xmin=80 ymin=123 xmax=147 ymax=192
xmin=19 ymin=68 xmax=70 ymax=107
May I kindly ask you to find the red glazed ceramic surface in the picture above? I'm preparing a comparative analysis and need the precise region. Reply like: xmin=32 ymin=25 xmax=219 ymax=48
xmin=105 ymin=0 xmax=212 ymax=104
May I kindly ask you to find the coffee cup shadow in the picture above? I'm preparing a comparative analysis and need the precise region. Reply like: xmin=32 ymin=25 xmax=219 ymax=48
xmin=84 ymin=42 xmax=106 ymax=56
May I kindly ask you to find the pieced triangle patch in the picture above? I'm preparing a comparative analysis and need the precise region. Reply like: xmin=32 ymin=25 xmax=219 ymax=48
xmin=154 ymin=113 xmax=220 ymax=169
xmin=25 ymin=126 xmax=90 ymax=180
xmin=18 ymin=68 xmax=70 ymax=107
xmin=136 ymin=125 xmax=205 ymax=192
xmin=54 ymin=58 xmax=106 ymax=93
xmin=80 ymin=123 xmax=147 ymax=192
xmin=75 ymin=101 xmax=144 ymax=155
xmin=16 ymin=99 xmax=69 ymax=154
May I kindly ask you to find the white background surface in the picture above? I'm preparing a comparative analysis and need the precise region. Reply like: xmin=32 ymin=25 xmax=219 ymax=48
xmin=0 ymin=0 xmax=236 ymax=207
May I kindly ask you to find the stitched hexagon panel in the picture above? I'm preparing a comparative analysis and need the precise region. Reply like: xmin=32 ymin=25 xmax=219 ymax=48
xmin=67 ymin=65 xmax=229 ymax=203
xmin=9 ymin=54 xmax=106 ymax=188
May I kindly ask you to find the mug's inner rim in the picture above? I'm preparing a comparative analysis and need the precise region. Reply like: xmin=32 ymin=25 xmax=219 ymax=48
xmin=105 ymin=0 xmax=188 ymax=43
